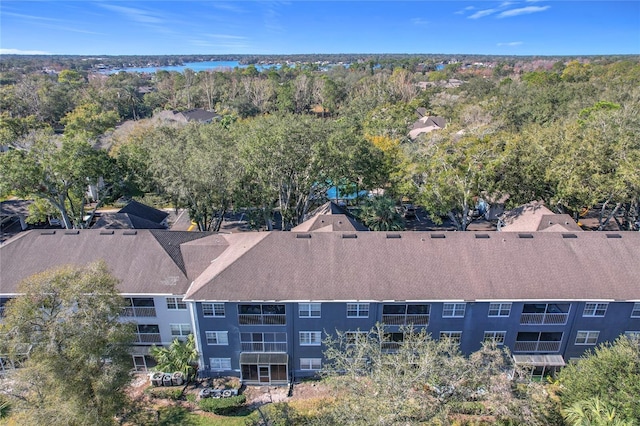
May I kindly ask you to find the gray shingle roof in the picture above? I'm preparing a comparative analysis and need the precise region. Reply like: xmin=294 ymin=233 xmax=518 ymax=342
xmin=0 ymin=229 xmax=211 ymax=295
xmin=119 ymin=200 xmax=169 ymax=225
xmin=185 ymin=231 xmax=640 ymax=302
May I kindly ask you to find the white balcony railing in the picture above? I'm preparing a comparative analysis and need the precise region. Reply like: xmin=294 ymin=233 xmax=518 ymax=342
xmin=238 ymin=314 xmax=286 ymax=325
xmin=134 ymin=333 xmax=162 ymax=344
xmin=520 ymin=313 xmax=568 ymax=325
xmin=382 ymin=314 xmax=429 ymax=326
xmin=121 ymin=306 xmax=157 ymax=318
xmin=240 ymin=342 xmax=287 ymax=352
xmin=513 ymin=341 xmax=561 ymax=352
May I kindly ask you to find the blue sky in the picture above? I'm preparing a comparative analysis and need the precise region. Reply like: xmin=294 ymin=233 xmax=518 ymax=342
xmin=1 ymin=1 xmax=638 ymax=56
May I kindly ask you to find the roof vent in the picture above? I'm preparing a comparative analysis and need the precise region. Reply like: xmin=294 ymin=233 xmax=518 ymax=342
xmin=64 ymin=230 xmax=79 ymax=235
xmin=562 ymin=233 xmax=577 ymax=239
xmin=296 ymin=233 xmax=311 ymax=239
xmin=606 ymin=233 xmax=622 ymax=239
xmin=40 ymin=230 xmax=56 ymax=235
xmin=100 ymin=230 xmax=114 ymax=235
xmin=386 ymin=233 xmax=401 ymax=239
xmin=518 ymin=233 xmax=534 ymax=239
xmin=342 ymin=234 xmax=357 ymax=239
xmin=475 ymin=234 xmax=490 ymax=239
xmin=123 ymin=230 xmax=137 ymax=235
xmin=430 ymin=234 xmax=446 ymax=239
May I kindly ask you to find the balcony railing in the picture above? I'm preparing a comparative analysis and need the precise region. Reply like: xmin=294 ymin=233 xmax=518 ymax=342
xmin=240 ymin=342 xmax=287 ymax=352
xmin=382 ymin=314 xmax=429 ymax=326
xmin=513 ymin=341 xmax=561 ymax=352
xmin=134 ymin=333 xmax=162 ymax=344
xmin=381 ymin=342 xmax=403 ymax=351
xmin=121 ymin=306 xmax=157 ymax=318
xmin=520 ymin=313 xmax=568 ymax=325
xmin=238 ymin=314 xmax=286 ymax=325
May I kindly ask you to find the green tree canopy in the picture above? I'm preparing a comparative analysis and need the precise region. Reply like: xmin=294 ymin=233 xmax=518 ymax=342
xmin=0 ymin=261 xmax=135 ymax=426
xmin=555 ymin=336 xmax=640 ymax=423
xmin=0 ymin=131 xmax=119 ymax=228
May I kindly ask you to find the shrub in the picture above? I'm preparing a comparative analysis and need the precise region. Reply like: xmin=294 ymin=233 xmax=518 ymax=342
xmin=198 ymin=394 xmax=247 ymax=415
xmin=448 ymin=401 xmax=486 ymax=415
xmin=144 ymin=386 xmax=183 ymax=400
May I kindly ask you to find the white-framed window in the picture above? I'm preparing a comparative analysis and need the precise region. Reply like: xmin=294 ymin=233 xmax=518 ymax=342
xmin=624 ymin=331 xmax=640 ymax=341
xmin=345 ymin=331 xmax=367 ymax=346
xmin=443 ymin=303 xmax=466 ymax=318
xmin=631 ymin=303 xmax=640 ymax=318
xmin=299 ymin=303 xmax=321 ymax=318
xmin=170 ymin=323 xmax=191 ymax=338
xmin=299 ymin=331 xmax=322 ymax=346
xmin=202 ymin=302 xmax=225 ymax=317
xmin=483 ymin=331 xmax=506 ymax=345
xmin=347 ymin=303 xmax=369 ymax=318
xmin=166 ymin=296 xmax=186 ymax=310
xmin=209 ymin=357 xmax=231 ymax=370
xmin=583 ymin=303 xmax=608 ymax=317
xmin=440 ymin=331 xmax=462 ymax=343
xmin=488 ymin=303 xmax=512 ymax=317
xmin=300 ymin=358 xmax=322 ymax=370
xmin=575 ymin=331 xmax=600 ymax=345
xmin=205 ymin=331 xmax=228 ymax=345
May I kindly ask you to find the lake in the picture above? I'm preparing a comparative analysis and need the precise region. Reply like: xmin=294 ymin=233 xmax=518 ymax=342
xmin=107 ymin=60 xmax=277 ymax=74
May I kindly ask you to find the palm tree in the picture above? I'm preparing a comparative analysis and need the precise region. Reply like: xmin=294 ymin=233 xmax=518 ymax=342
xmin=358 ymin=196 xmax=405 ymax=231
xmin=563 ymin=398 xmax=633 ymax=426
xmin=150 ymin=334 xmax=199 ymax=381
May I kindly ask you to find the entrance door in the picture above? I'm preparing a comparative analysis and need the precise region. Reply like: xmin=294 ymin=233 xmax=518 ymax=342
xmin=259 ymin=366 xmax=270 ymax=383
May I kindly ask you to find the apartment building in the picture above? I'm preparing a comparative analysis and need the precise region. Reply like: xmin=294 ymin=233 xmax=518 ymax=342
xmin=1 ymin=217 xmax=639 ymax=383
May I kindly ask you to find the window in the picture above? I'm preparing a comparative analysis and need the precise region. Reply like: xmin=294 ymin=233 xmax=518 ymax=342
xmin=583 ymin=303 xmax=608 ymax=317
xmin=575 ymin=331 xmax=599 ymax=345
xmin=488 ymin=303 xmax=512 ymax=317
xmin=625 ymin=331 xmax=640 ymax=344
xmin=209 ymin=358 xmax=231 ymax=370
xmin=240 ymin=332 xmax=287 ymax=352
xmin=631 ymin=303 xmax=640 ymax=318
xmin=202 ymin=303 xmax=225 ymax=317
xmin=299 ymin=331 xmax=322 ymax=346
xmin=300 ymin=358 xmax=322 ymax=370
xmin=345 ymin=331 xmax=367 ymax=346
xmin=443 ymin=303 xmax=466 ymax=318
xmin=205 ymin=331 xmax=228 ymax=345
xmin=170 ymin=323 xmax=191 ymax=338
xmin=166 ymin=297 xmax=186 ymax=310
xmin=483 ymin=331 xmax=506 ymax=345
xmin=299 ymin=303 xmax=321 ymax=318
xmin=440 ymin=331 xmax=462 ymax=343
xmin=347 ymin=303 xmax=369 ymax=318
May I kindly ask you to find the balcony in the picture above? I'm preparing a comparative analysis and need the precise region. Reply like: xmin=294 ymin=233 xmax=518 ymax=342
xmin=134 ymin=333 xmax=162 ymax=344
xmin=240 ymin=342 xmax=287 ymax=352
xmin=513 ymin=341 xmax=561 ymax=352
xmin=382 ymin=314 xmax=429 ymax=326
xmin=121 ymin=306 xmax=157 ymax=318
xmin=520 ymin=313 xmax=568 ymax=325
xmin=239 ymin=314 xmax=286 ymax=325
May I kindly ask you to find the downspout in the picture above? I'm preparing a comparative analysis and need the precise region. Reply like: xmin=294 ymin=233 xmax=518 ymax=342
xmin=187 ymin=297 xmax=205 ymax=376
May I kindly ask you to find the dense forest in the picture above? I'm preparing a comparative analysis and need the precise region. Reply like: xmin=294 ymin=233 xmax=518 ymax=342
xmin=1 ymin=55 xmax=639 ymax=232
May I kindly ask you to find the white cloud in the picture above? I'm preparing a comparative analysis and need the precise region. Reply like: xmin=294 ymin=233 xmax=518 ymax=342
xmin=0 ymin=48 xmax=52 ymax=55
xmin=411 ymin=18 xmax=430 ymax=26
xmin=204 ymin=34 xmax=248 ymax=40
xmin=497 ymin=41 xmax=523 ymax=46
xmin=98 ymin=4 xmax=164 ymax=24
xmin=498 ymin=5 xmax=550 ymax=18
xmin=469 ymin=8 xmax=498 ymax=19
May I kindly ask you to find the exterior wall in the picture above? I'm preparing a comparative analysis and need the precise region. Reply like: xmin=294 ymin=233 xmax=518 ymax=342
xmin=190 ymin=300 xmax=640 ymax=383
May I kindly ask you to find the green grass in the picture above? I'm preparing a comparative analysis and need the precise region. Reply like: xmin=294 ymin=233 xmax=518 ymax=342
xmin=156 ymin=406 xmax=256 ymax=426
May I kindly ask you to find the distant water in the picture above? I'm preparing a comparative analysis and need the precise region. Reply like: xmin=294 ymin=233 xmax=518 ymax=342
xmin=107 ymin=60 xmax=277 ymax=74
